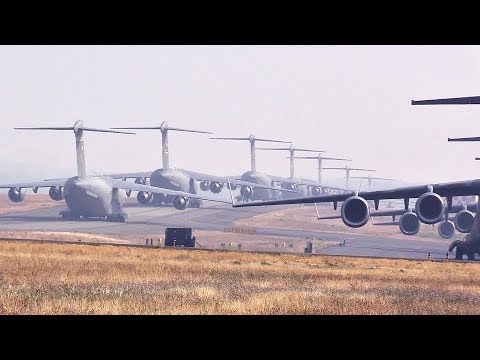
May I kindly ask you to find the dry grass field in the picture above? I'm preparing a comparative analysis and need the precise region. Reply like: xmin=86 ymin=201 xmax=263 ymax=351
xmin=0 ymin=240 xmax=479 ymax=314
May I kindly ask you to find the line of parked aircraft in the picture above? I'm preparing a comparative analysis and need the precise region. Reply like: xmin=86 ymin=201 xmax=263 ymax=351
xmin=1 ymin=120 xmax=383 ymax=224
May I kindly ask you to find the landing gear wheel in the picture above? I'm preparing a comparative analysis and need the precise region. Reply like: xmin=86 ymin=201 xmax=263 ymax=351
xmin=60 ymin=211 xmax=80 ymax=221
xmin=106 ymin=214 xmax=126 ymax=223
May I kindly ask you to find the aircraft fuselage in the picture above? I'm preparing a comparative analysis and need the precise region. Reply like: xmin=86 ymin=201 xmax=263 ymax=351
xmin=62 ymin=176 xmax=126 ymax=220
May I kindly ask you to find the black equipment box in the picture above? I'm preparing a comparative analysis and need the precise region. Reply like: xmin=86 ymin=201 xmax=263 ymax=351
xmin=165 ymin=227 xmax=195 ymax=247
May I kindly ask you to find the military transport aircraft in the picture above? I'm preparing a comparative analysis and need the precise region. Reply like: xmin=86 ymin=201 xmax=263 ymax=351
xmin=103 ymin=123 xmax=293 ymax=207
xmin=0 ymin=121 xmax=238 ymax=222
xmin=211 ymin=134 xmax=326 ymax=199
xmin=255 ymin=144 xmax=350 ymax=197
xmin=293 ymin=153 xmax=351 ymax=186
xmin=230 ymin=95 xmax=480 ymax=260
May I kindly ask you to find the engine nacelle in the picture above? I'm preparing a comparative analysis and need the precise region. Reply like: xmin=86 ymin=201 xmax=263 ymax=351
xmin=415 ymin=192 xmax=445 ymax=224
xmin=282 ymin=182 xmax=297 ymax=191
xmin=135 ymin=177 xmax=146 ymax=185
xmin=340 ymin=196 xmax=370 ymax=228
xmin=454 ymin=210 xmax=475 ymax=233
xmin=322 ymin=188 xmax=331 ymax=195
xmin=209 ymin=181 xmax=223 ymax=194
xmin=438 ymin=220 xmax=455 ymax=239
xmin=398 ymin=211 xmax=420 ymax=235
xmin=48 ymin=186 xmax=64 ymax=201
xmin=310 ymin=186 xmax=322 ymax=196
xmin=173 ymin=196 xmax=189 ymax=210
xmin=137 ymin=191 xmax=152 ymax=204
xmin=240 ymin=185 xmax=253 ymax=198
xmin=200 ymin=180 xmax=210 ymax=191
xmin=8 ymin=187 xmax=26 ymax=203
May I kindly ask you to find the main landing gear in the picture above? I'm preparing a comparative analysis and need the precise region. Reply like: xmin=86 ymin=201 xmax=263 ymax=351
xmin=449 ymin=240 xmax=477 ymax=261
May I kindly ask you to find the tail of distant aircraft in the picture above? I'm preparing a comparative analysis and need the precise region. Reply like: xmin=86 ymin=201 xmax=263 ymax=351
xmin=112 ymin=122 xmax=212 ymax=170
xmin=256 ymin=146 xmax=325 ymax=179
xmin=210 ymin=134 xmax=291 ymax=172
xmin=294 ymin=155 xmax=351 ymax=184
xmin=15 ymin=120 xmax=134 ymax=178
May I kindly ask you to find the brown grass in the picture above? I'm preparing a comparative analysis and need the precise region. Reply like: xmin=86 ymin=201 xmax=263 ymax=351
xmin=0 ymin=241 xmax=479 ymax=314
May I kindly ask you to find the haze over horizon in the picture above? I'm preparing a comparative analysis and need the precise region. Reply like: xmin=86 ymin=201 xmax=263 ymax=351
xmin=1 ymin=45 xmax=480 ymax=188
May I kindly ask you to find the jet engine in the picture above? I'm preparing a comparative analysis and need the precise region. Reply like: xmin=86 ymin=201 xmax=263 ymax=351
xmin=200 ymin=180 xmax=210 ymax=191
xmin=240 ymin=185 xmax=253 ymax=198
xmin=398 ymin=211 xmax=420 ymax=235
xmin=340 ymin=196 xmax=370 ymax=228
xmin=322 ymin=188 xmax=331 ymax=195
xmin=438 ymin=220 xmax=455 ymax=239
xmin=282 ymin=182 xmax=297 ymax=191
xmin=454 ymin=210 xmax=475 ymax=233
xmin=209 ymin=181 xmax=223 ymax=194
xmin=173 ymin=196 xmax=189 ymax=210
xmin=415 ymin=192 xmax=445 ymax=224
xmin=49 ymin=186 xmax=64 ymax=201
xmin=310 ymin=186 xmax=322 ymax=196
xmin=8 ymin=187 xmax=26 ymax=203
xmin=137 ymin=191 xmax=152 ymax=204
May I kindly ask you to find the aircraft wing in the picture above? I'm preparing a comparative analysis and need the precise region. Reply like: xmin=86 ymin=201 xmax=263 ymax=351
xmin=0 ymin=179 xmax=67 ymax=189
xmin=232 ymin=179 xmax=480 ymax=207
xmin=179 ymin=170 xmax=296 ymax=193
xmin=412 ymin=96 xmax=480 ymax=105
xmin=105 ymin=177 xmax=231 ymax=204
xmin=103 ymin=171 xmax=153 ymax=180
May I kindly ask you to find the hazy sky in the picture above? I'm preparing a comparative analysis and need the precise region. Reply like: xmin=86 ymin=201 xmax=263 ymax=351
xmin=1 ymin=45 xmax=480 ymax=187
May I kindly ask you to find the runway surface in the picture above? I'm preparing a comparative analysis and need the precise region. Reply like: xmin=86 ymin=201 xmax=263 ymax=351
xmin=0 ymin=199 xmax=455 ymax=260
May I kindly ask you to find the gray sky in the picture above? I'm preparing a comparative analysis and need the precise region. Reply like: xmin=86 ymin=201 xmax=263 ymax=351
xmin=1 ymin=45 xmax=480 ymax=186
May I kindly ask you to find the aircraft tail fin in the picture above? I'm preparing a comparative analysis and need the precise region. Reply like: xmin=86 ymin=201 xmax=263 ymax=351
xmin=15 ymin=120 xmax=134 ymax=178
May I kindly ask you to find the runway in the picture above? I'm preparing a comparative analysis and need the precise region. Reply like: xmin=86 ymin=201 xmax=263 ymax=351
xmin=0 ymin=199 xmax=455 ymax=260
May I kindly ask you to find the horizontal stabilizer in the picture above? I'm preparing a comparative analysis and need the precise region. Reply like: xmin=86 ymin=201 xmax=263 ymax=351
xmin=448 ymin=136 xmax=480 ymax=142
xmin=324 ymin=167 xmax=375 ymax=172
xmin=412 ymin=96 xmax=480 ymax=105
xmin=15 ymin=126 xmax=134 ymax=135
xmin=211 ymin=137 xmax=290 ymax=143
xmin=112 ymin=126 xmax=211 ymax=134
xmin=293 ymin=149 xmax=326 ymax=153
xmin=349 ymin=176 xmax=394 ymax=181
xmin=294 ymin=156 xmax=351 ymax=161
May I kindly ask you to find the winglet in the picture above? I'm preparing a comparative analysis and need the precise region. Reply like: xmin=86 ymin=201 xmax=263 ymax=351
xmin=227 ymin=177 xmax=236 ymax=206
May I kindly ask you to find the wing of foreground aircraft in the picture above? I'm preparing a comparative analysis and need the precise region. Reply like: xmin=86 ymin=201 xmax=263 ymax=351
xmin=232 ymin=180 xmax=480 ymax=209
xmin=412 ymin=96 xmax=480 ymax=105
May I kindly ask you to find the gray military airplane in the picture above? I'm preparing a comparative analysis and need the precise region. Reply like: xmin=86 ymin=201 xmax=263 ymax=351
xmin=321 ymin=164 xmax=375 ymax=190
xmin=211 ymin=134 xmax=320 ymax=200
xmin=104 ymin=123 xmax=290 ymax=207
xmin=293 ymin=154 xmax=352 ymax=186
xmin=232 ymin=95 xmax=480 ymax=259
xmin=255 ymin=144 xmax=333 ymax=197
xmin=0 ymin=121 xmax=235 ymax=222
